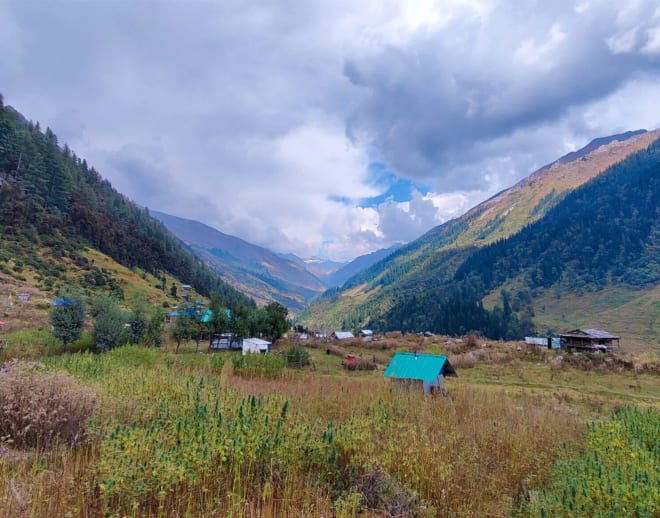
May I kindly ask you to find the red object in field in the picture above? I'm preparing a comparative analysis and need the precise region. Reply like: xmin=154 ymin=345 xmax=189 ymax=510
xmin=346 ymin=354 xmax=356 ymax=365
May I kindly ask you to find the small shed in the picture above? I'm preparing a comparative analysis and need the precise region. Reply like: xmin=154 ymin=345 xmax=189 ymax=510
xmin=559 ymin=329 xmax=620 ymax=353
xmin=209 ymin=333 xmax=233 ymax=351
xmin=242 ymin=337 xmax=271 ymax=355
xmin=359 ymin=329 xmax=374 ymax=340
xmin=332 ymin=331 xmax=354 ymax=340
xmin=384 ymin=352 xmax=457 ymax=394
xmin=525 ymin=336 xmax=561 ymax=349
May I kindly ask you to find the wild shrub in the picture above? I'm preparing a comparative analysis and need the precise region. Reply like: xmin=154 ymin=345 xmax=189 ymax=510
xmin=350 ymin=468 xmax=418 ymax=516
xmin=448 ymin=352 xmax=477 ymax=369
xmin=49 ymin=295 xmax=85 ymax=353
xmin=344 ymin=356 xmax=377 ymax=371
xmin=34 ymin=299 xmax=51 ymax=311
xmin=548 ymin=355 xmax=564 ymax=372
xmin=465 ymin=333 xmax=480 ymax=348
xmin=0 ymin=363 xmax=96 ymax=449
xmin=324 ymin=345 xmax=345 ymax=357
xmin=91 ymin=296 xmax=125 ymax=352
xmin=443 ymin=340 xmax=466 ymax=354
xmin=282 ymin=347 xmax=310 ymax=368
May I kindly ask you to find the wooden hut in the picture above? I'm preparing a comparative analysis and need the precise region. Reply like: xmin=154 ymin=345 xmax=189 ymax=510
xmin=559 ymin=329 xmax=620 ymax=353
xmin=384 ymin=352 xmax=457 ymax=394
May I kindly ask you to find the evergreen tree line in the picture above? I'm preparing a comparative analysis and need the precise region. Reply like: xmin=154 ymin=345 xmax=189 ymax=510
xmin=454 ymin=140 xmax=660 ymax=294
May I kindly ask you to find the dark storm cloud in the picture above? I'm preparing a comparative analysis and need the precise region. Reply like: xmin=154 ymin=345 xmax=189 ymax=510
xmin=344 ymin=1 xmax=660 ymax=189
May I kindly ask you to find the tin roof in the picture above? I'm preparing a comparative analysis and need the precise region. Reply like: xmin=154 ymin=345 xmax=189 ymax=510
xmin=200 ymin=308 xmax=232 ymax=323
xmin=243 ymin=337 xmax=271 ymax=347
xmin=560 ymin=328 xmax=620 ymax=339
xmin=384 ymin=352 xmax=457 ymax=382
xmin=333 ymin=331 xmax=354 ymax=340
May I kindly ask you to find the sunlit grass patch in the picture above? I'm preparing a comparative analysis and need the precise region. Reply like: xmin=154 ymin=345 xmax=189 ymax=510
xmin=523 ymin=406 xmax=659 ymax=517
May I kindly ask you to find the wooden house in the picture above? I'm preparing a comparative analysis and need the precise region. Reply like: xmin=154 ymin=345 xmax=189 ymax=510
xmin=384 ymin=352 xmax=457 ymax=394
xmin=359 ymin=329 xmax=374 ymax=341
xmin=559 ymin=329 xmax=620 ymax=353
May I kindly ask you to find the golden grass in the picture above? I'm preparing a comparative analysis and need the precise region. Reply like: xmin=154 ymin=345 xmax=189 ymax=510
xmin=0 ymin=362 xmax=96 ymax=450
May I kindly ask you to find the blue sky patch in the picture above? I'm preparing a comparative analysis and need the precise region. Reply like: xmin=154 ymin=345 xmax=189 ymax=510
xmin=360 ymin=162 xmax=430 ymax=208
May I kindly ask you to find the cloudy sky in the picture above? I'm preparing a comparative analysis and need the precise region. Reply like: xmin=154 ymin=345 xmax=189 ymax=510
xmin=2 ymin=0 xmax=660 ymax=261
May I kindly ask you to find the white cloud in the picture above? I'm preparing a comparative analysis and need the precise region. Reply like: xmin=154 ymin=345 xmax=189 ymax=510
xmin=514 ymin=24 xmax=567 ymax=68
xmin=606 ymin=27 xmax=640 ymax=54
xmin=641 ymin=24 xmax=660 ymax=54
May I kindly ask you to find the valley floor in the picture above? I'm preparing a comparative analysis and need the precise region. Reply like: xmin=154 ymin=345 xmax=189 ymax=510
xmin=1 ymin=336 xmax=658 ymax=517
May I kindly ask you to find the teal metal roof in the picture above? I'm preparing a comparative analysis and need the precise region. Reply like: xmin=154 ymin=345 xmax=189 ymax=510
xmin=384 ymin=352 xmax=456 ymax=382
xmin=199 ymin=308 xmax=232 ymax=323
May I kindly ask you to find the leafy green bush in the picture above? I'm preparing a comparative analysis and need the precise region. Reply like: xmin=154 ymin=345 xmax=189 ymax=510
xmin=50 ymin=297 xmax=85 ymax=352
xmin=68 ymin=331 xmax=95 ymax=354
xmin=91 ymin=296 xmax=125 ymax=352
xmin=34 ymin=299 xmax=52 ymax=311
xmin=282 ymin=347 xmax=310 ymax=368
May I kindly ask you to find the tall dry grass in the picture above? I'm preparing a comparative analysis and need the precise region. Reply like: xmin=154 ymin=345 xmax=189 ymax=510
xmin=0 ymin=362 xmax=96 ymax=450
xmin=0 ymin=347 xmax=585 ymax=517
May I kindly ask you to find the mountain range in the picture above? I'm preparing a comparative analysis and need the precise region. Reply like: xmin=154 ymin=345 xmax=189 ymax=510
xmin=300 ymin=130 xmax=660 ymax=351
xmin=1 ymin=96 xmax=658 ymax=350
xmin=150 ymin=210 xmax=327 ymax=310
xmin=151 ymin=210 xmax=400 ymax=310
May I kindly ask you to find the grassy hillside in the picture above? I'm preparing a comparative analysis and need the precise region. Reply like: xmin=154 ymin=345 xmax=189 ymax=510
xmin=533 ymin=284 xmax=660 ymax=353
xmin=0 ymin=247 xmax=206 ymax=336
xmin=0 ymin=99 xmax=253 ymax=310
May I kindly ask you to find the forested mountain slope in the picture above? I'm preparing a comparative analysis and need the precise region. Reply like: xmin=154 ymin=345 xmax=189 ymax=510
xmin=151 ymin=210 xmax=326 ymax=310
xmin=302 ymin=133 xmax=660 ymax=348
xmin=0 ymin=98 xmax=253 ymax=308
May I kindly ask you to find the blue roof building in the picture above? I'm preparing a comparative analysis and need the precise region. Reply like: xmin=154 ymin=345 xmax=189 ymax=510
xmin=384 ymin=352 xmax=457 ymax=394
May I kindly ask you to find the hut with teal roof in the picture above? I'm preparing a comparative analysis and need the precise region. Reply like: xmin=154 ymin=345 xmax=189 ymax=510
xmin=384 ymin=352 xmax=457 ymax=394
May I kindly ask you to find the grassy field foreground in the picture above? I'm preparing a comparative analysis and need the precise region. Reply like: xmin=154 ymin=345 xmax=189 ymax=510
xmin=0 ymin=340 xmax=658 ymax=517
